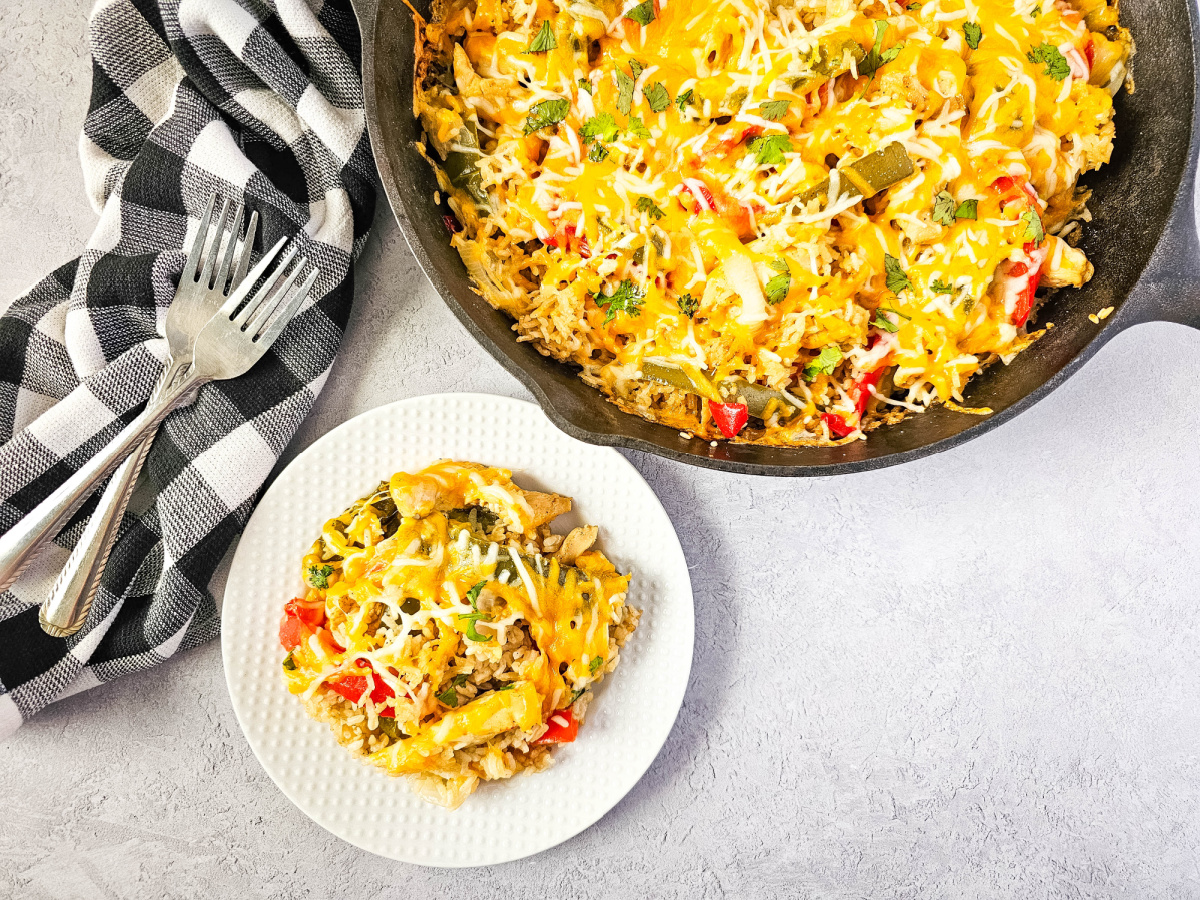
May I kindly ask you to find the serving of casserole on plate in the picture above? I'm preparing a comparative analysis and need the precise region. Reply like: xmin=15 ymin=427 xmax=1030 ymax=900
xmin=222 ymin=393 xmax=693 ymax=866
xmin=278 ymin=459 xmax=640 ymax=810
xmin=412 ymin=0 xmax=1130 ymax=446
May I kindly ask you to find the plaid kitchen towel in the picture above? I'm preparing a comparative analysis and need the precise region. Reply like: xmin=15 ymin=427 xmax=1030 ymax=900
xmin=0 ymin=0 xmax=375 ymax=737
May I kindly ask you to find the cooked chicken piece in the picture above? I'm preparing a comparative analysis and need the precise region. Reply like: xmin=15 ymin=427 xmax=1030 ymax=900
xmin=521 ymin=490 xmax=572 ymax=528
xmin=1040 ymin=236 xmax=1094 ymax=288
xmin=556 ymin=525 xmax=598 ymax=565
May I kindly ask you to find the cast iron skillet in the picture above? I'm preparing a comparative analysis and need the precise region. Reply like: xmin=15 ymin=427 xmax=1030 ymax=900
xmin=353 ymin=0 xmax=1200 ymax=475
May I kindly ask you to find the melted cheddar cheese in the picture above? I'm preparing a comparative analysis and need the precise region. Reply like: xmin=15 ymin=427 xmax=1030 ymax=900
xmin=416 ymin=0 xmax=1130 ymax=443
xmin=281 ymin=461 xmax=634 ymax=801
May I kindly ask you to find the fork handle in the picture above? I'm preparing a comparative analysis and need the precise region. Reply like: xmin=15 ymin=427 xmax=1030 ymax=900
xmin=0 ymin=368 xmax=207 ymax=598
xmin=37 ymin=357 xmax=191 ymax=637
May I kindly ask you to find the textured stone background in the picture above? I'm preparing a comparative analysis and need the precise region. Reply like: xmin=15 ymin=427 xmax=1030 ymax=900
xmin=3 ymin=4 xmax=1200 ymax=898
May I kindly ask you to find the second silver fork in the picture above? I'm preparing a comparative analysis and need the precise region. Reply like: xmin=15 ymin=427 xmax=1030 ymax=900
xmin=39 ymin=194 xmax=259 ymax=637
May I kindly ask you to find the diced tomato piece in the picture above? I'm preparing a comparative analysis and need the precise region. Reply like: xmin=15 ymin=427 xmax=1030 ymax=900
xmin=443 ymin=214 xmax=461 ymax=233
xmin=708 ymin=400 xmax=749 ymax=438
xmin=286 ymin=599 xmax=325 ymax=629
xmin=713 ymin=125 xmax=763 ymax=156
xmin=680 ymin=181 xmax=759 ymax=240
xmin=536 ymin=708 xmax=579 ymax=744
xmin=990 ymin=176 xmax=1016 ymax=196
xmin=821 ymin=412 xmax=856 ymax=438
xmin=279 ymin=599 xmax=324 ymax=650
xmin=1084 ymin=37 xmax=1095 ymax=69
xmin=279 ymin=613 xmax=306 ymax=651
xmin=545 ymin=223 xmax=591 ymax=258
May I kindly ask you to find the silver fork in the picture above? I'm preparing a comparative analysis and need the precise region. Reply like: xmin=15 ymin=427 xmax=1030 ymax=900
xmin=0 ymin=226 xmax=320 ymax=599
xmin=38 ymin=194 xmax=259 ymax=637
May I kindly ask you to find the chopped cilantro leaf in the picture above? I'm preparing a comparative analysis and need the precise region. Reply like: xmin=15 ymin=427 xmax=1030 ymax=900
xmin=955 ymin=198 xmax=978 ymax=220
xmin=523 ymin=98 xmax=570 ymax=135
xmin=803 ymin=345 xmax=843 ymax=381
xmin=588 ymin=142 xmax=609 ymax=162
xmin=677 ymin=292 xmax=699 ymax=317
xmin=644 ymin=82 xmax=670 ymax=112
xmin=627 ymin=116 xmax=652 ymax=138
xmin=457 ymin=611 xmax=492 ymax=642
xmin=466 ymin=580 xmax=486 ymax=610
xmin=1020 ymin=207 xmax=1045 ymax=244
xmin=675 ymin=88 xmax=694 ymax=113
xmin=932 ymin=190 xmax=958 ymax=226
xmin=636 ymin=196 xmax=665 ymax=219
xmin=930 ymin=278 xmax=956 ymax=295
xmin=884 ymin=253 xmax=912 ymax=295
xmin=873 ymin=311 xmax=899 ymax=333
xmin=578 ymin=78 xmax=593 ymax=94
xmin=760 ymin=99 xmax=790 ymax=120
xmin=629 ymin=58 xmax=646 ymax=79
xmin=749 ymin=133 xmax=792 ymax=166
xmin=963 ymin=21 xmax=982 ymax=50
xmin=765 ymin=258 xmax=791 ymax=304
xmin=859 ymin=21 xmax=903 ymax=80
xmin=306 ymin=564 xmax=333 ymax=589
xmin=437 ymin=673 xmax=469 ymax=707
xmin=625 ymin=0 xmax=655 ymax=26
xmin=874 ymin=306 xmax=911 ymax=331
xmin=616 ymin=70 xmax=635 ymax=115
xmin=592 ymin=279 xmax=645 ymax=323
xmin=1027 ymin=42 xmax=1070 ymax=80
xmin=579 ymin=112 xmax=619 ymax=144
xmin=282 ymin=652 xmax=296 ymax=671
xmin=525 ymin=20 xmax=557 ymax=53
xmin=589 ymin=656 xmax=604 ymax=674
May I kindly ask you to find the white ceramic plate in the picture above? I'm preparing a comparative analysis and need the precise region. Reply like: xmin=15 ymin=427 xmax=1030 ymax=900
xmin=221 ymin=393 xmax=694 ymax=866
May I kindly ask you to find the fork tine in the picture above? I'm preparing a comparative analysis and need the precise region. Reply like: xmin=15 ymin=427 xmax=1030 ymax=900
xmin=231 ymin=210 xmax=259 ymax=290
xmin=246 ymin=257 xmax=306 ymax=334
xmin=182 ymin=193 xmax=217 ymax=284
xmin=199 ymin=198 xmax=232 ymax=289
xmin=217 ymin=235 xmax=288 ymax=318
xmin=233 ymin=246 xmax=298 ymax=328
xmin=254 ymin=269 xmax=319 ymax=346
xmin=213 ymin=201 xmax=244 ymax=294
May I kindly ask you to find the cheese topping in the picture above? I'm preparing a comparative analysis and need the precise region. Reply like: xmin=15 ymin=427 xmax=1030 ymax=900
xmin=417 ymin=0 xmax=1128 ymax=443
xmin=281 ymin=461 xmax=632 ymax=788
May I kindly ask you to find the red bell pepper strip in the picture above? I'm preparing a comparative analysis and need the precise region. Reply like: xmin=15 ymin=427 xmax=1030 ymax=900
xmin=536 ymin=708 xmax=579 ymax=744
xmin=990 ymin=175 xmax=1039 ymax=210
xmin=821 ymin=412 xmax=856 ymax=438
xmin=850 ymin=369 xmax=883 ymax=416
xmin=997 ymin=245 xmax=1049 ymax=326
xmin=328 ymin=666 xmax=396 ymax=710
xmin=708 ymin=400 xmax=749 ymax=438
xmin=678 ymin=182 xmax=718 ymax=214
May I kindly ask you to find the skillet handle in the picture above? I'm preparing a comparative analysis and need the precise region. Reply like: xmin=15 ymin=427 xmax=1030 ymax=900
xmin=1115 ymin=172 xmax=1200 ymax=331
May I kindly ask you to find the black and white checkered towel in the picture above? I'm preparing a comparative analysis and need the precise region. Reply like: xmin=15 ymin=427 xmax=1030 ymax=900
xmin=0 ymin=0 xmax=375 ymax=737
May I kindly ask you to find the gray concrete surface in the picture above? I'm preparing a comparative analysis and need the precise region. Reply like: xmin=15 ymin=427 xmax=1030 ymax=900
xmin=3 ymin=5 xmax=1200 ymax=899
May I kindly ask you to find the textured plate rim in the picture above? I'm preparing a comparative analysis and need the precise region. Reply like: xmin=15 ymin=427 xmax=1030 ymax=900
xmin=220 ymin=392 xmax=695 ymax=866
